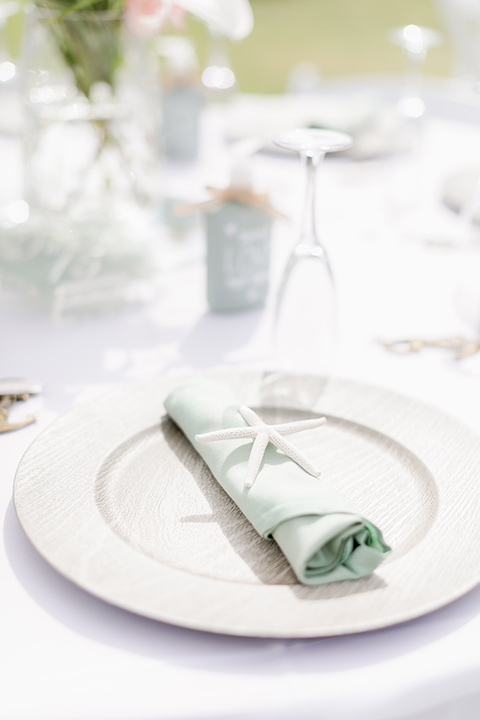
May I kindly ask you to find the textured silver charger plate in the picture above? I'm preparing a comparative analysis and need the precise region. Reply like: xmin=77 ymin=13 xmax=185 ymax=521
xmin=13 ymin=371 xmax=480 ymax=638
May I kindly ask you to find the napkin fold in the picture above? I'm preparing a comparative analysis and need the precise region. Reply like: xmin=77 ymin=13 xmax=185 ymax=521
xmin=164 ymin=382 xmax=390 ymax=585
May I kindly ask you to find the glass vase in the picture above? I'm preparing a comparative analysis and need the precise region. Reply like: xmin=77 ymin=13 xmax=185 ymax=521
xmin=24 ymin=5 xmax=160 ymax=220
xmin=0 ymin=5 xmax=162 ymax=312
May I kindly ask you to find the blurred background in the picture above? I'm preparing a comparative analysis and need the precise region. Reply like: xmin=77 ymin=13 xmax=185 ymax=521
xmin=185 ymin=0 xmax=452 ymax=93
xmin=1 ymin=0 xmax=478 ymax=317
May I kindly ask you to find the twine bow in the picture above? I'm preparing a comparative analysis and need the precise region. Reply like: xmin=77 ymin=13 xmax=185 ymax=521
xmin=174 ymin=186 xmax=288 ymax=220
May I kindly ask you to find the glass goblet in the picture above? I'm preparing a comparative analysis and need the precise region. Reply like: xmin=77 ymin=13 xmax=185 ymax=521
xmin=201 ymin=28 xmax=236 ymax=94
xmin=271 ymin=128 xmax=352 ymax=404
xmin=388 ymin=24 xmax=443 ymax=121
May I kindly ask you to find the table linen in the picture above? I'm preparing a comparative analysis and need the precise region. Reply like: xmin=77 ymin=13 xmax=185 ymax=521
xmin=3 ymin=78 xmax=480 ymax=720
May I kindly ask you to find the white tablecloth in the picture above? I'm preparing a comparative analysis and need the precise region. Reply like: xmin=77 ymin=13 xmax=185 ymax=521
xmin=2 ymin=79 xmax=480 ymax=720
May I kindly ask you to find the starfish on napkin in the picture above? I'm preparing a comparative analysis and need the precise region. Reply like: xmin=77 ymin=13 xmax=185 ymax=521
xmin=195 ymin=405 xmax=326 ymax=488
xmin=165 ymin=383 xmax=391 ymax=585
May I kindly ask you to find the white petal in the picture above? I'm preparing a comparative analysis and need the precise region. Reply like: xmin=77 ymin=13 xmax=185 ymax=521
xmin=175 ymin=0 xmax=254 ymax=40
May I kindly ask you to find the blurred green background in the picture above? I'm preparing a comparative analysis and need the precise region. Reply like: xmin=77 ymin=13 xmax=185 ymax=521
xmin=187 ymin=0 xmax=453 ymax=93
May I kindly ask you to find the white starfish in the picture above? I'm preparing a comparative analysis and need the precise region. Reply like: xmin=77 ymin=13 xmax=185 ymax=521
xmin=195 ymin=405 xmax=326 ymax=488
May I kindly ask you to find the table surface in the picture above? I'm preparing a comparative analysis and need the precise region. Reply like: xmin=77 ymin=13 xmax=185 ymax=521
xmin=2 ymin=77 xmax=480 ymax=720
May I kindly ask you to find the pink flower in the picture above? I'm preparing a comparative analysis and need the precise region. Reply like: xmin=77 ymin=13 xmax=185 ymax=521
xmin=169 ymin=4 xmax=187 ymax=30
xmin=125 ymin=0 xmax=186 ymax=36
xmin=125 ymin=0 xmax=253 ymax=40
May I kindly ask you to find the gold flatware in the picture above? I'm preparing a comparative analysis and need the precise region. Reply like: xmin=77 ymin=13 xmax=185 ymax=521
xmin=382 ymin=337 xmax=480 ymax=360
xmin=0 ymin=379 xmax=42 ymax=433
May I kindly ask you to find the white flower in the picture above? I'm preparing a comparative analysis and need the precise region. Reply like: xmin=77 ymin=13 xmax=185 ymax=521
xmin=175 ymin=0 xmax=254 ymax=40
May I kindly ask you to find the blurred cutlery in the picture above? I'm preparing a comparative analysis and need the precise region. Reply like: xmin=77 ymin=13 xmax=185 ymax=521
xmin=382 ymin=337 xmax=480 ymax=360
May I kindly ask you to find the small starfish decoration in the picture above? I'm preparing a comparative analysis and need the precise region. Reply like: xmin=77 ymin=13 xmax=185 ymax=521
xmin=195 ymin=405 xmax=326 ymax=488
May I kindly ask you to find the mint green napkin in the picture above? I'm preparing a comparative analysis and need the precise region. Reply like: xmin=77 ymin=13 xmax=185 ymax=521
xmin=164 ymin=382 xmax=390 ymax=584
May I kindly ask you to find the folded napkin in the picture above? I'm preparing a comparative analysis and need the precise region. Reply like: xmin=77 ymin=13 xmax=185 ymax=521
xmin=164 ymin=382 xmax=390 ymax=584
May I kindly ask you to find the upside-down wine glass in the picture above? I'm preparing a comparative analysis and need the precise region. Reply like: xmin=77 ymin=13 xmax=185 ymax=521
xmin=201 ymin=27 xmax=236 ymax=93
xmin=388 ymin=24 xmax=443 ymax=122
xmin=269 ymin=128 xmax=352 ymax=408
xmin=385 ymin=25 xmax=444 ymax=242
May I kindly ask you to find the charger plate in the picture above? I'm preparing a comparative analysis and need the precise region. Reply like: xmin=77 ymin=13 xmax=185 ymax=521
xmin=13 ymin=371 xmax=480 ymax=638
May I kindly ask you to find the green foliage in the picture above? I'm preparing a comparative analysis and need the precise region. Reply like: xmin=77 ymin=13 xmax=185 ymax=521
xmin=34 ymin=0 xmax=124 ymax=97
xmin=30 ymin=0 xmax=455 ymax=96
xmin=4 ymin=8 xmax=25 ymax=58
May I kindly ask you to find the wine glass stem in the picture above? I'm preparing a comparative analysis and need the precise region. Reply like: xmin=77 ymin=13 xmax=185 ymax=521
xmin=299 ymin=151 xmax=324 ymax=247
xmin=404 ymin=49 xmax=425 ymax=106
